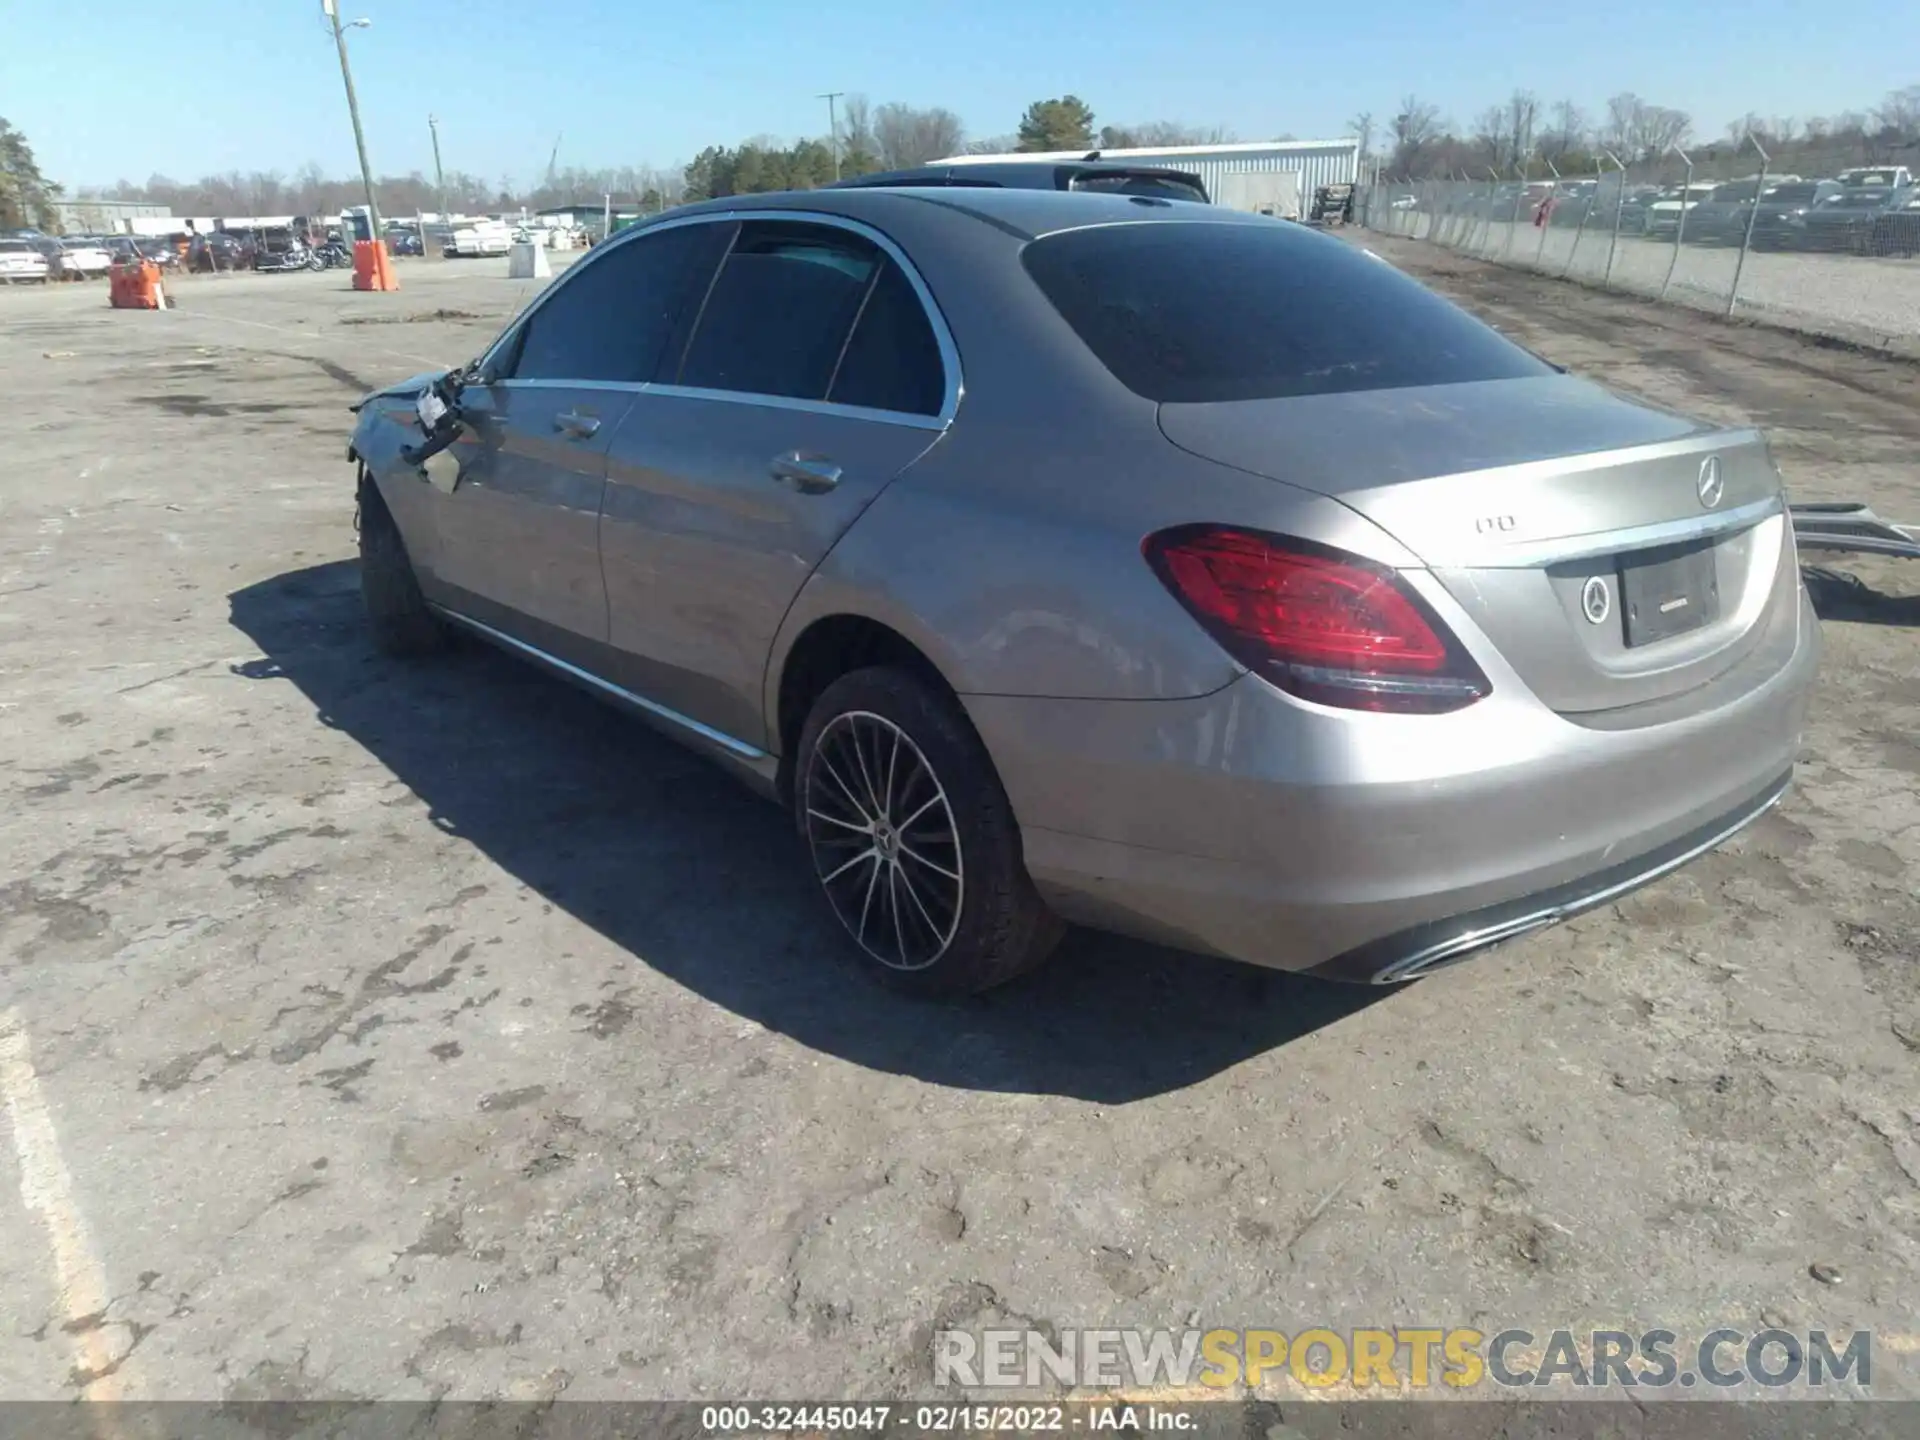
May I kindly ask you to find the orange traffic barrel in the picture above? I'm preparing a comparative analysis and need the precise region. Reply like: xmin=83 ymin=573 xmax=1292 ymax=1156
xmin=109 ymin=259 xmax=166 ymax=309
xmin=352 ymin=239 xmax=399 ymax=292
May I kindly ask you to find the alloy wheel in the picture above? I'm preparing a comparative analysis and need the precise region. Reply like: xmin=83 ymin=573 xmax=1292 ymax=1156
xmin=803 ymin=711 xmax=964 ymax=971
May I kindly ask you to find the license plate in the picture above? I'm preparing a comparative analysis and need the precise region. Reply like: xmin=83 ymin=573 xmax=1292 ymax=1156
xmin=1620 ymin=541 xmax=1719 ymax=646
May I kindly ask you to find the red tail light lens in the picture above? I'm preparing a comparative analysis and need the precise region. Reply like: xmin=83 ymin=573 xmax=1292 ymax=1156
xmin=1144 ymin=525 xmax=1489 ymax=713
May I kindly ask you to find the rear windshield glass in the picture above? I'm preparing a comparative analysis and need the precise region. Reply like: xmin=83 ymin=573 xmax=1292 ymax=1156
xmin=1069 ymin=172 xmax=1210 ymax=204
xmin=1021 ymin=222 xmax=1554 ymax=404
xmin=1762 ymin=183 xmax=1820 ymax=201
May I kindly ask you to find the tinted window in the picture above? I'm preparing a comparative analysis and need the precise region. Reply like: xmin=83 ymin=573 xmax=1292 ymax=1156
xmin=1762 ymin=183 xmax=1821 ymax=202
xmin=509 ymin=223 xmax=713 ymax=383
xmin=677 ymin=222 xmax=876 ymax=399
xmin=1071 ymin=173 xmax=1210 ymax=204
xmin=828 ymin=259 xmax=946 ymax=416
xmin=1708 ymin=182 xmax=1758 ymax=201
xmin=1022 ymin=222 xmax=1554 ymax=404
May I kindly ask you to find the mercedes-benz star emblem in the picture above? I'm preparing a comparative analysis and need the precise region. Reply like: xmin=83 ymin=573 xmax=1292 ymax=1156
xmin=1697 ymin=454 xmax=1725 ymax=510
xmin=1581 ymin=575 xmax=1612 ymax=626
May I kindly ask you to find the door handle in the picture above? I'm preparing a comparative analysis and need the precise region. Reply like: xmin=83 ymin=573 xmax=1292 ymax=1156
xmin=554 ymin=410 xmax=601 ymax=439
xmin=769 ymin=452 xmax=842 ymax=494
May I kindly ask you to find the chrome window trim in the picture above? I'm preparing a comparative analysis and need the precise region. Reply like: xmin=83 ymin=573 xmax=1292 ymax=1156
xmin=641 ymin=384 xmax=949 ymax=431
xmin=433 ymin=608 xmax=769 ymax=761
xmin=478 ymin=207 xmax=963 ymax=427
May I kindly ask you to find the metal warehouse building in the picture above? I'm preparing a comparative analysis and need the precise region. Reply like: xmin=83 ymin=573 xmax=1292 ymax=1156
xmin=938 ymin=138 xmax=1361 ymax=219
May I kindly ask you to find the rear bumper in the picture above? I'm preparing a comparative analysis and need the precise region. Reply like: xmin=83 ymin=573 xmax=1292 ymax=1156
xmin=1302 ymin=766 xmax=1789 ymax=982
xmin=966 ymin=585 xmax=1819 ymax=980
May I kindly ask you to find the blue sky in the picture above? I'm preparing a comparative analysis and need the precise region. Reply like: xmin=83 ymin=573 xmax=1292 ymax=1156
xmin=4 ymin=0 xmax=1912 ymax=189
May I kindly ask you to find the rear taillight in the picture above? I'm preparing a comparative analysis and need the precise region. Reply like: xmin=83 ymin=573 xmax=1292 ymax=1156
xmin=1143 ymin=525 xmax=1489 ymax=714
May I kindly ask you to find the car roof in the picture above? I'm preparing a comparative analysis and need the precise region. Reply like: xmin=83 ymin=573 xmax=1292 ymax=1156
xmin=665 ymin=184 xmax=1257 ymax=241
xmin=828 ymin=158 xmax=1205 ymax=191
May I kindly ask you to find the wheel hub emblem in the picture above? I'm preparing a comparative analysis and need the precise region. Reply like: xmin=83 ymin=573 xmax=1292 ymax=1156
xmin=1581 ymin=575 xmax=1612 ymax=625
xmin=1697 ymin=454 xmax=1724 ymax=510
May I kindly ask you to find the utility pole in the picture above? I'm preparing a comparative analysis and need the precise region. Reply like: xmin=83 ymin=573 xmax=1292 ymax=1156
xmin=428 ymin=113 xmax=447 ymax=219
xmin=819 ymin=91 xmax=844 ymax=180
xmin=323 ymin=0 xmax=382 ymax=242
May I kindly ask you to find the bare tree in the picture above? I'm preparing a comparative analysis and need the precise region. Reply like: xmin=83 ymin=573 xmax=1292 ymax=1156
xmin=964 ymin=134 xmax=1018 ymax=155
xmin=1389 ymin=94 xmax=1443 ymax=174
xmin=1603 ymin=93 xmax=1692 ymax=160
xmin=839 ymin=94 xmax=876 ymax=164
xmin=873 ymin=103 xmax=966 ymax=167
xmin=1470 ymin=107 xmax=1507 ymax=168
xmin=1540 ymin=100 xmax=1587 ymax=159
xmin=1347 ymin=111 xmax=1375 ymax=159
xmin=1503 ymin=91 xmax=1539 ymax=169
xmin=1095 ymin=120 xmax=1232 ymax=149
xmin=1876 ymin=84 xmax=1920 ymax=140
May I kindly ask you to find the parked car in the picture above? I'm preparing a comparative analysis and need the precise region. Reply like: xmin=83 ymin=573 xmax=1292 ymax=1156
xmin=34 ymin=237 xmax=112 ymax=279
xmin=1798 ymin=185 xmax=1914 ymax=254
xmin=1684 ymin=176 xmax=1803 ymax=244
xmin=0 ymin=237 xmax=51 ymax=283
xmin=1643 ymin=183 xmax=1719 ymax=239
xmin=831 ymin=159 xmax=1211 ymax=205
xmin=1545 ymin=180 xmax=1600 ymax=228
xmin=1744 ymin=180 xmax=1844 ymax=249
xmin=344 ymin=187 xmax=1818 ymax=995
xmin=1608 ymin=186 xmax=1665 ymax=235
xmin=1835 ymin=166 xmax=1913 ymax=191
xmin=1870 ymin=188 xmax=1920 ymax=258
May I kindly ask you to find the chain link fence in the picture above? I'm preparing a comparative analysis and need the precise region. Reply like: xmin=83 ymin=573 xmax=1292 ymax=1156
xmin=1356 ymin=152 xmax=1920 ymax=349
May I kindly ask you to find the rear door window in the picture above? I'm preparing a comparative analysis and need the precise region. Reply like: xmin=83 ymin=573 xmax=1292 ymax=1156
xmin=676 ymin=221 xmax=880 ymax=400
xmin=1021 ymin=221 xmax=1555 ymax=403
xmin=827 ymin=258 xmax=947 ymax=416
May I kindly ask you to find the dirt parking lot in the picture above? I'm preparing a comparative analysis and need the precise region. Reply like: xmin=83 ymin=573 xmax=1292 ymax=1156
xmin=2 ymin=244 xmax=1918 ymax=1407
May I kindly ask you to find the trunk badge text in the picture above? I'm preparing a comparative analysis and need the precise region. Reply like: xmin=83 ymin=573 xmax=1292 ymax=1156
xmin=1698 ymin=455 xmax=1725 ymax=509
xmin=1581 ymin=576 xmax=1612 ymax=625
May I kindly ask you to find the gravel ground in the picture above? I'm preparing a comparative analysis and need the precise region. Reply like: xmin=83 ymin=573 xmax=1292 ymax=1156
xmin=1 ymin=249 xmax=1918 ymax=1408
xmin=1368 ymin=211 xmax=1920 ymax=356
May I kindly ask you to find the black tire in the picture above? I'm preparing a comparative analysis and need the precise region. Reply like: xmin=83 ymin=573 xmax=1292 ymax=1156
xmin=795 ymin=667 xmax=1063 ymax=997
xmin=358 ymin=475 xmax=446 ymax=657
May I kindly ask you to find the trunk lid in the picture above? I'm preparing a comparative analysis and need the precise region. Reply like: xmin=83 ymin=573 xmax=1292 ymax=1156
xmin=1159 ymin=376 xmax=1792 ymax=715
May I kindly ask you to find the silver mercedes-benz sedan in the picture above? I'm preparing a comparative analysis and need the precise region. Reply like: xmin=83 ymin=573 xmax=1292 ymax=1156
xmin=345 ymin=187 xmax=1819 ymax=996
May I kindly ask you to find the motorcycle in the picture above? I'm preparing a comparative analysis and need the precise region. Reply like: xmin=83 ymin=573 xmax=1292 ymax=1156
xmin=312 ymin=239 xmax=354 ymax=270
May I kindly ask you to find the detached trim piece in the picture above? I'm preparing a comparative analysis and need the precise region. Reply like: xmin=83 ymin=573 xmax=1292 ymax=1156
xmin=1789 ymin=503 xmax=1920 ymax=560
xmin=433 ymin=608 xmax=769 ymax=761
xmin=1308 ymin=768 xmax=1793 ymax=984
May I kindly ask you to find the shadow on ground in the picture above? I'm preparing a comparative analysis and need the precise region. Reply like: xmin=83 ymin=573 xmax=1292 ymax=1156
xmin=1803 ymin=565 xmax=1920 ymax=628
xmin=228 ymin=562 xmax=1384 ymax=1103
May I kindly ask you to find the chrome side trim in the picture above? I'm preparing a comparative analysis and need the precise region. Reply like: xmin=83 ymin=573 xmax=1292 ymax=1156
xmin=1375 ymin=771 xmax=1790 ymax=984
xmin=433 ymin=608 xmax=769 ymax=761
xmin=640 ymin=383 xmax=948 ymax=431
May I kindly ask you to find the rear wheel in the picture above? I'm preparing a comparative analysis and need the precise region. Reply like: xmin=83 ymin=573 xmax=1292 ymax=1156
xmin=796 ymin=668 xmax=1062 ymax=996
xmin=358 ymin=475 xmax=447 ymax=658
